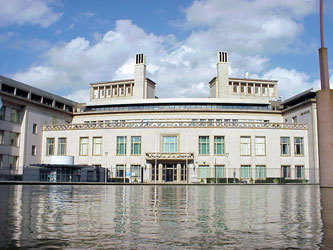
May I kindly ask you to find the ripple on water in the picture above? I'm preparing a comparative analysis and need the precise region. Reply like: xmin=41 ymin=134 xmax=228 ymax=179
xmin=0 ymin=185 xmax=323 ymax=249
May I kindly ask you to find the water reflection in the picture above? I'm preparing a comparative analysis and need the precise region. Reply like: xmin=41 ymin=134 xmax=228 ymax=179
xmin=321 ymin=188 xmax=333 ymax=249
xmin=0 ymin=185 xmax=324 ymax=249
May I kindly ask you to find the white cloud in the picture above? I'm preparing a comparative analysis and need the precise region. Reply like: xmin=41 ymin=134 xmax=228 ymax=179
xmin=0 ymin=0 xmax=63 ymax=27
xmin=10 ymin=1 xmax=323 ymax=102
xmin=64 ymin=89 xmax=90 ymax=103
xmin=183 ymin=0 xmax=315 ymax=54
xmin=0 ymin=32 xmax=14 ymax=43
xmin=262 ymin=67 xmax=319 ymax=99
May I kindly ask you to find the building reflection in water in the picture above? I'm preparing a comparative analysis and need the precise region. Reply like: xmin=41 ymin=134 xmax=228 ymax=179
xmin=0 ymin=185 xmax=325 ymax=249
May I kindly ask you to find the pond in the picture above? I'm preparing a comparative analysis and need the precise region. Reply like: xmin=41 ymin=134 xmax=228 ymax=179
xmin=0 ymin=185 xmax=329 ymax=249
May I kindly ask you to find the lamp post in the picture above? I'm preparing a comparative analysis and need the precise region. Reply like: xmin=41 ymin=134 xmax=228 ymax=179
xmin=214 ymin=156 xmax=217 ymax=184
xmin=233 ymin=170 xmax=236 ymax=183
xmin=104 ymin=152 xmax=108 ymax=183
xmin=226 ymin=153 xmax=229 ymax=184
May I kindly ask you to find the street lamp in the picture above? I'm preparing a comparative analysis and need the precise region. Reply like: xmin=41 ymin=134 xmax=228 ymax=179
xmin=233 ymin=170 xmax=236 ymax=183
xmin=225 ymin=153 xmax=229 ymax=184
xmin=104 ymin=152 xmax=108 ymax=183
xmin=214 ymin=156 xmax=217 ymax=184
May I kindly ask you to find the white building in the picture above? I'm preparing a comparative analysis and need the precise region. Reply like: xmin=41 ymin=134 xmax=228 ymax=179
xmin=0 ymin=52 xmax=319 ymax=183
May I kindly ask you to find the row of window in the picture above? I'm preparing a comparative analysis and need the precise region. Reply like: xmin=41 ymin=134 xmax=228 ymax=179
xmin=0 ymin=106 xmax=20 ymax=123
xmin=198 ymin=165 xmax=305 ymax=179
xmin=0 ymin=130 xmax=20 ymax=147
xmin=229 ymin=82 xmax=275 ymax=97
xmin=92 ymin=83 xmax=134 ymax=99
xmin=83 ymin=103 xmax=271 ymax=112
xmin=46 ymin=138 xmax=67 ymax=156
xmin=1 ymin=83 xmax=74 ymax=112
xmin=45 ymin=136 xmax=304 ymax=157
xmin=0 ymin=155 xmax=18 ymax=170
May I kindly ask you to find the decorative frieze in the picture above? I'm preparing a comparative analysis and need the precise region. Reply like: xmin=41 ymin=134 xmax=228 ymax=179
xmin=44 ymin=120 xmax=307 ymax=131
xmin=146 ymin=152 xmax=194 ymax=160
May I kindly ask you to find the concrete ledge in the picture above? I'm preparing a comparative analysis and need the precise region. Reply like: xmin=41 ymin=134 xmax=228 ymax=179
xmin=0 ymin=181 xmax=319 ymax=186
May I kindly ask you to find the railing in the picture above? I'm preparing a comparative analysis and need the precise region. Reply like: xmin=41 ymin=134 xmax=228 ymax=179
xmin=44 ymin=121 xmax=307 ymax=131
xmin=146 ymin=152 xmax=194 ymax=160
xmin=192 ymin=167 xmax=319 ymax=184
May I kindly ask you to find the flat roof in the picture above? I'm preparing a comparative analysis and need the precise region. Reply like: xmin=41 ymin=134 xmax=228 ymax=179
xmin=282 ymin=88 xmax=318 ymax=106
xmin=85 ymin=97 xmax=272 ymax=107
xmin=90 ymin=77 xmax=157 ymax=86
xmin=0 ymin=75 xmax=77 ymax=106
xmin=209 ymin=76 xmax=278 ymax=84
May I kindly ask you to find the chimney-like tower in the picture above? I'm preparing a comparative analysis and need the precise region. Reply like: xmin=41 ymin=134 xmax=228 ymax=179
xmin=216 ymin=51 xmax=229 ymax=98
xmin=133 ymin=53 xmax=146 ymax=99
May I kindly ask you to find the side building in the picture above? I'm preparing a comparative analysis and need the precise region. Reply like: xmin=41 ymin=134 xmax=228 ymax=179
xmin=0 ymin=76 xmax=76 ymax=180
xmin=39 ymin=52 xmax=316 ymax=184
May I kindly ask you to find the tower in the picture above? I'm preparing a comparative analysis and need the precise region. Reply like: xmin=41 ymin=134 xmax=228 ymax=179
xmin=133 ymin=53 xmax=146 ymax=99
xmin=216 ymin=51 xmax=229 ymax=98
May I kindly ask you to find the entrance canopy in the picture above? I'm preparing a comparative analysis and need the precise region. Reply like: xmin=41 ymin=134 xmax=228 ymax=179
xmin=146 ymin=152 xmax=194 ymax=161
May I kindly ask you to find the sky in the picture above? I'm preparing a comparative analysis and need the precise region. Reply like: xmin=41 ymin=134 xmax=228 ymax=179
xmin=0 ymin=0 xmax=332 ymax=103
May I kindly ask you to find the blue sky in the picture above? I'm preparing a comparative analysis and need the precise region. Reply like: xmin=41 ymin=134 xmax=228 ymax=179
xmin=0 ymin=0 xmax=332 ymax=102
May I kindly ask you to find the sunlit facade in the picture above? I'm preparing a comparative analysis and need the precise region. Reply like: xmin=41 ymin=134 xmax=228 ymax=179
xmin=0 ymin=52 xmax=319 ymax=183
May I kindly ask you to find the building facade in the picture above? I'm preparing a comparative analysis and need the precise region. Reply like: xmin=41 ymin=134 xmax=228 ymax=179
xmin=0 ymin=52 xmax=320 ymax=183
xmin=0 ymin=76 xmax=75 ymax=180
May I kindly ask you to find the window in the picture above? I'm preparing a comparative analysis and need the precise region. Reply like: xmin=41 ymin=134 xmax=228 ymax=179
xmin=113 ymin=87 xmax=118 ymax=96
xmin=162 ymin=136 xmax=177 ymax=153
xmin=131 ymin=165 xmax=141 ymax=177
xmin=120 ymin=85 xmax=125 ymax=96
xmin=296 ymin=165 xmax=304 ymax=179
xmin=281 ymin=165 xmax=291 ymax=178
xmin=255 ymin=86 xmax=259 ymax=94
xmin=240 ymin=136 xmax=251 ymax=156
xmin=46 ymin=138 xmax=55 ymax=156
xmin=116 ymin=165 xmax=125 ymax=177
xmin=280 ymin=137 xmax=290 ymax=156
xmin=294 ymin=137 xmax=304 ymax=156
xmin=255 ymin=165 xmax=266 ymax=179
xmin=248 ymin=86 xmax=252 ymax=94
xmin=32 ymin=124 xmax=38 ymax=134
xmin=58 ymin=138 xmax=67 ymax=155
xmin=262 ymin=86 xmax=266 ymax=95
xmin=0 ymin=106 xmax=5 ymax=120
xmin=10 ymin=109 xmax=20 ymax=123
xmin=215 ymin=165 xmax=225 ymax=178
xmin=93 ymin=137 xmax=102 ymax=155
xmin=255 ymin=136 xmax=266 ymax=156
xmin=31 ymin=145 xmax=36 ymax=156
xmin=0 ymin=130 xmax=3 ymax=144
xmin=214 ymin=136 xmax=225 ymax=155
xmin=131 ymin=136 xmax=141 ymax=155
xmin=240 ymin=165 xmax=251 ymax=179
xmin=8 ymin=156 xmax=17 ymax=170
xmin=116 ymin=136 xmax=127 ymax=155
xmin=9 ymin=132 xmax=19 ymax=146
xmin=79 ymin=137 xmax=89 ymax=156
xmin=199 ymin=165 xmax=209 ymax=179
xmin=199 ymin=136 xmax=209 ymax=155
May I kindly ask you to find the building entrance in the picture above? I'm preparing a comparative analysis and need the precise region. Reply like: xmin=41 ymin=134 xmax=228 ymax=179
xmin=150 ymin=161 xmax=189 ymax=183
xmin=164 ymin=164 xmax=177 ymax=182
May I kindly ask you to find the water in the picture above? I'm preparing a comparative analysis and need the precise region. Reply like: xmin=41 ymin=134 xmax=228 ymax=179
xmin=0 ymin=185 xmax=326 ymax=249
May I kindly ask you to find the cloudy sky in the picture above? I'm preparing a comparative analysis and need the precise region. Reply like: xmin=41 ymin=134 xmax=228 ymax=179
xmin=0 ymin=0 xmax=332 ymax=102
